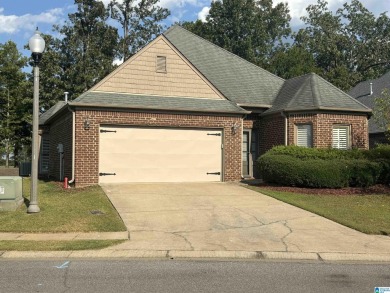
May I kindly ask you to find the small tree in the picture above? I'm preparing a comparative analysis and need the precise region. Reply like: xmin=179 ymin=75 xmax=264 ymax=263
xmin=373 ymin=89 xmax=390 ymax=141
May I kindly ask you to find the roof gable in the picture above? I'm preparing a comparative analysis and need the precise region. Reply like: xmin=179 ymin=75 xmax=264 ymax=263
xmin=263 ymin=73 xmax=371 ymax=115
xmin=91 ymin=35 xmax=224 ymax=100
xmin=163 ymin=26 xmax=284 ymax=107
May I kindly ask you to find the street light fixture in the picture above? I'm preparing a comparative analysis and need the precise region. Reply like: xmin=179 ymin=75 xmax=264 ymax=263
xmin=27 ymin=28 xmax=45 ymax=214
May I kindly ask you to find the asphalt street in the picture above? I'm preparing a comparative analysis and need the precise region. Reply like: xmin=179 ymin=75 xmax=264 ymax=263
xmin=0 ymin=259 xmax=389 ymax=293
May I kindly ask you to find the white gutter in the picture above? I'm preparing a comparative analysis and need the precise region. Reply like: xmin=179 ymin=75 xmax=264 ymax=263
xmin=68 ymin=105 xmax=75 ymax=184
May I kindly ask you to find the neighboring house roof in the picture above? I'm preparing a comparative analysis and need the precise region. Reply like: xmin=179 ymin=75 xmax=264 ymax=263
xmin=163 ymin=26 xmax=285 ymax=107
xmin=39 ymin=101 xmax=66 ymax=125
xmin=348 ymin=71 xmax=390 ymax=134
xmin=263 ymin=73 xmax=371 ymax=115
xmin=348 ymin=71 xmax=390 ymax=99
xmin=71 ymin=92 xmax=249 ymax=114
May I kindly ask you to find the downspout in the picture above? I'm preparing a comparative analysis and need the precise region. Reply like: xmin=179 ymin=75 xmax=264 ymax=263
xmin=281 ymin=112 xmax=288 ymax=145
xmin=68 ymin=106 xmax=75 ymax=184
xmin=65 ymin=92 xmax=75 ymax=185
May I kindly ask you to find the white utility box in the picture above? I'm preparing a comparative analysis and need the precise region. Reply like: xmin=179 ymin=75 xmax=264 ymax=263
xmin=0 ymin=176 xmax=23 ymax=211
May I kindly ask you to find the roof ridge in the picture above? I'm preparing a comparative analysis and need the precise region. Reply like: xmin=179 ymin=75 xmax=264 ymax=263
xmin=310 ymin=74 xmax=321 ymax=108
xmin=164 ymin=25 xmax=285 ymax=83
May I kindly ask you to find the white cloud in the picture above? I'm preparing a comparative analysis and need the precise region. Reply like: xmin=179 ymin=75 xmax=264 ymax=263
xmin=197 ymin=6 xmax=210 ymax=22
xmin=0 ymin=8 xmax=64 ymax=34
xmin=274 ymin=0 xmax=390 ymax=27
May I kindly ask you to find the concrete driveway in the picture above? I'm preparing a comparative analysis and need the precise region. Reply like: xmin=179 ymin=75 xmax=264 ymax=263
xmin=101 ymin=182 xmax=390 ymax=254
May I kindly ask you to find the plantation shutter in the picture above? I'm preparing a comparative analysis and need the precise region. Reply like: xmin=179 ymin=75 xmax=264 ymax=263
xmin=156 ymin=56 xmax=166 ymax=73
xmin=296 ymin=124 xmax=312 ymax=147
xmin=332 ymin=126 xmax=349 ymax=149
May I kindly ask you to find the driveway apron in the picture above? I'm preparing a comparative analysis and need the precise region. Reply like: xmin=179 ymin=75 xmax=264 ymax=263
xmin=100 ymin=183 xmax=390 ymax=254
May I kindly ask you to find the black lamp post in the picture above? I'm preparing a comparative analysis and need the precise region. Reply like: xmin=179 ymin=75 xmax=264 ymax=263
xmin=27 ymin=28 xmax=45 ymax=214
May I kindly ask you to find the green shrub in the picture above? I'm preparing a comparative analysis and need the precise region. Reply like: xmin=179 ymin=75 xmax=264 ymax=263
xmin=265 ymin=145 xmax=365 ymax=160
xmin=366 ymin=144 xmax=390 ymax=160
xmin=344 ymin=160 xmax=382 ymax=187
xmin=257 ymin=146 xmax=385 ymax=188
xmin=258 ymin=154 xmax=349 ymax=188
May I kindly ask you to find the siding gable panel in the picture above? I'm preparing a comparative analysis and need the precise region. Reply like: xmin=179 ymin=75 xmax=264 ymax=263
xmin=92 ymin=37 xmax=224 ymax=100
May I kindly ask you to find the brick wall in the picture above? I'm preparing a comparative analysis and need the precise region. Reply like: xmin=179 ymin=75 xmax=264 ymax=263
xmin=259 ymin=114 xmax=285 ymax=155
xmin=287 ymin=113 xmax=369 ymax=149
xmin=48 ymin=111 xmax=73 ymax=181
xmin=74 ymin=109 xmax=242 ymax=187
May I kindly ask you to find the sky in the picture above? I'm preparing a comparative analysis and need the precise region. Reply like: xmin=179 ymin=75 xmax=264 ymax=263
xmin=0 ymin=0 xmax=389 ymax=58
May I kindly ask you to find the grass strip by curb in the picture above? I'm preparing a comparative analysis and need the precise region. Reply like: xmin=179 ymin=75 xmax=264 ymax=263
xmin=0 ymin=240 xmax=126 ymax=251
xmin=0 ymin=178 xmax=126 ymax=233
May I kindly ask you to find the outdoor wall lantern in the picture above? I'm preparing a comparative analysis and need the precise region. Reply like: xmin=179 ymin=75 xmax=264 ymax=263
xmin=27 ymin=28 xmax=45 ymax=214
xmin=84 ymin=118 xmax=90 ymax=130
xmin=232 ymin=122 xmax=240 ymax=135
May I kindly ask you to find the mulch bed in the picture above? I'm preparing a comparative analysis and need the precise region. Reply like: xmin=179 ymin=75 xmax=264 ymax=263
xmin=256 ymin=183 xmax=390 ymax=195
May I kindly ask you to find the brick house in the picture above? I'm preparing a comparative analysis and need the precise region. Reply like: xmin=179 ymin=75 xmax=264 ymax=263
xmin=39 ymin=26 xmax=371 ymax=187
xmin=348 ymin=71 xmax=390 ymax=148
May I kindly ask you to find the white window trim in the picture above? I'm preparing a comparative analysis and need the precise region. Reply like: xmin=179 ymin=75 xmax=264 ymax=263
xmin=332 ymin=125 xmax=351 ymax=150
xmin=295 ymin=124 xmax=313 ymax=148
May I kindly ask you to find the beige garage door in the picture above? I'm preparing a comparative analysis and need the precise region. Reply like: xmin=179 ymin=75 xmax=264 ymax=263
xmin=99 ymin=126 xmax=223 ymax=183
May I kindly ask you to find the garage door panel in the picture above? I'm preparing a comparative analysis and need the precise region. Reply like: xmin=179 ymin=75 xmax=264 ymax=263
xmin=101 ymin=153 xmax=221 ymax=169
xmin=99 ymin=126 xmax=222 ymax=183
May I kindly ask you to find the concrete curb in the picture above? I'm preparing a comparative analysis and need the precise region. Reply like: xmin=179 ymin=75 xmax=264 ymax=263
xmin=1 ymin=249 xmax=390 ymax=262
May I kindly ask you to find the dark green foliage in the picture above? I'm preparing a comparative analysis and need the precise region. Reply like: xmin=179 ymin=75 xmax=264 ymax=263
xmin=265 ymin=145 xmax=366 ymax=160
xmin=108 ymin=0 xmax=170 ymax=61
xmin=183 ymin=0 xmax=291 ymax=69
xmin=366 ymin=144 xmax=390 ymax=184
xmin=258 ymin=154 xmax=349 ymax=188
xmin=344 ymin=160 xmax=382 ymax=187
xmin=258 ymin=145 xmax=390 ymax=188
xmin=54 ymin=0 xmax=120 ymax=98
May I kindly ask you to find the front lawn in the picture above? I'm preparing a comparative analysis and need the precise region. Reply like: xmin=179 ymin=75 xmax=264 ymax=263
xmin=0 ymin=178 xmax=127 ymax=233
xmin=248 ymin=186 xmax=390 ymax=235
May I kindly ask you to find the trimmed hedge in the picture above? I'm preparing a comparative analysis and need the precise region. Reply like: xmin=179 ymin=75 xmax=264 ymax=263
xmin=259 ymin=154 xmax=349 ymax=188
xmin=257 ymin=145 xmax=390 ymax=188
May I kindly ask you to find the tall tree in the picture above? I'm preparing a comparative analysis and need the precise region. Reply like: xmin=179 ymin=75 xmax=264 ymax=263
xmin=54 ymin=0 xmax=119 ymax=98
xmin=0 ymin=41 xmax=29 ymax=166
xmin=339 ymin=0 xmax=390 ymax=80
xmin=296 ymin=0 xmax=390 ymax=90
xmin=269 ymin=45 xmax=320 ymax=79
xmin=108 ymin=0 xmax=170 ymax=61
xmin=185 ymin=0 xmax=291 ymax=68
xmin=295 ymin=0 xmax=354 ymax=90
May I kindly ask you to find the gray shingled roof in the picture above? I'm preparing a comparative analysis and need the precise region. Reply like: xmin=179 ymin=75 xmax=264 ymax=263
xmin=263 ymin=73 xmax=371 ymax=115
xmin=39 ymin=101 xmax=66 ymax=125
xmin=164 ymin=26 xmax=284 ymax=107
xmin=71 ymin=92 xmax=249 ymax=114
xmin=348 ymin=71 xmax=390 ymax=134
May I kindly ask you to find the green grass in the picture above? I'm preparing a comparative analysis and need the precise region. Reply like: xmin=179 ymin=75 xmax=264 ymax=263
xmin=0 ymin=178 xmax=127 ymax=233
xmin=248 ymin=186 xmax=390 ymax=235
xmin=0 ymin=240 xmax=125 ymax=251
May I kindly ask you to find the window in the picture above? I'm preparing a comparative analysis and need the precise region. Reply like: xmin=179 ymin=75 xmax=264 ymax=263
xmin=39 ymin=135 xmax=50 ymax=174
xmin=296 ymin=124 xmax=313 ymax=147
xmin=332 ymin=125 xmax=350 ymax=150
xmin=156 ymin=56 xmax=166 ymax=73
